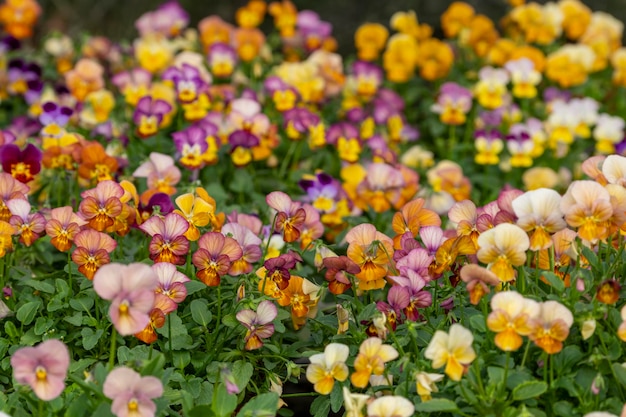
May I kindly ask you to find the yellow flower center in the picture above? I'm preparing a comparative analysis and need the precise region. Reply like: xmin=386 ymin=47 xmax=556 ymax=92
xmin=35 ymin=366 xmax=47 ymax=381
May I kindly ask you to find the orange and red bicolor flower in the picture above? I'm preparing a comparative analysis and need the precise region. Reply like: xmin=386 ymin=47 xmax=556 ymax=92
xmin=45 ymin=206 xmax=87 ymax=252
xmin=79 ymin=180 xmax=124 ymax=232
xmin=192 ymin=231 xmax=242 ymax=286
xmin=266 ymin=191 xmax=306 ymax=243
xmin=71 ymin=229 xmax=117 ymax=279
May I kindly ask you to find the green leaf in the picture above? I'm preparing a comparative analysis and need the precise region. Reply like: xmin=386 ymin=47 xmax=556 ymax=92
xmin=541 ymin=271 xmax=565 ymax=293
xmin=81 ymin=328 xmax=104 ymax=350
xmin=189 ymin=405 xmax=215 ymax=417
xmin=142 ymin=352 xmax=166 ymax=377
xmin=232 ymin=361 xmax=254 ymax=391
xmin=612 ymin=363 xmax=626 ymax=387
xmin=91 ymin=403 xmax=115 ymax=417
xmin=173 ymin=351 xmax=191 ymax=369
xmin=70 ymin=297 xmax=94 ymax=312
xmin=64 ymin=312 xmax=83 ymax=326
xmin=190 ymin=299 xmax=212 ymax=326
xmin=222 ymin=313 xmax=239 ymax=328
xmin=64 ymin=393 xmax=90 ymax=417
xmin=23 ymin=279 xmax=55 ymax=294
xmin=47 ymin=297 xmax=66 ymax=312
xmin=310 ymin=395 xmax=330 ymax=417
xmin=330 ymin=382 xmax=343 ymax=413
xmin=55 ymin=279 xmax=70 ymax=298
xmin=16 ymin=300 xmax=42 ymax=325
xmin=469 ymin=314 xmax=486 ymax=333
xmin=4 ymin=321 xmax=18 ymax=339
xmin=236 ymin=393 xmax=280 ymax=417
xmin=414 ymin=398 xmax=460 ymax=412
xmin=185 ymin=281 xmax=207 ymax=295
xmin=34 ymin=317 xmax=54 ymax=335
xmin=212 ymin=384 xmax=238 ymax=417
xmin=512 ymin=381 xmax=548 ymax=401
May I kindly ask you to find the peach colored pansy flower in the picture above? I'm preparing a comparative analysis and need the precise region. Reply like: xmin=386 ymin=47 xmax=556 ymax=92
xmin=277 ymin=275 xmax=320 ymax=330
xmin=424 ymin=323 xmax=476 ymax=381
xmin=529 ymin=300 xmax=573 ymax=354
xmin=448 ymin=200 xmax=481 ymax=248
xmin=72 ymin=229 xmax=117 ymax=279
xmin=93 ymin=263 xmax=158 ymax=336
xmin=152 ymin=262 xmax=189 ymax=314
xmin=345 ymin=223 xmax=395 ymax=291
xmin=45 ymin=206 xmax=87 ymax=252
xmin=512 ymin=188 xmax=567 ymax=251
xmin=11 ymin=339 xmax=70 ymax=401
xmin=415 ymin=372 xmax=445 ymax=402
xmin=133 ymin=152 xmax=181 ymax=205
xmin=350 ymin=337 xmax=398 ymax=388
xmin=193 ymin=231 xmax=242 ymax=286
xmin=139 ymin=212 xmax=189 ymax=265
xmin=236 ymin=300 xmax=277 ymax=351
xmin=342 ymin=387 xmax=370 ymax=417
xmin=487 ymin=291 xmax=540 ymax=351
xmin=79 ymin=180 xmax=124 ymax=232
xmin=459 ymin=264 xmax=500 ymax=305
xmin=476 ymin=223 xmax=529 ymax=282
xmin=221 ymin=222 xmax=262 ymax=276
xmin=391 ymin=197 xmax=441 ymax=248
xmin=560 ymin=180 xmax=612 ymax=243
xmin=7 ymin=199 xmax=45 ymax=246
xmin=266 ymin=191 xmax=306 ymax=243
xmin=601 ymin=154 xmax=626 ymax=186
xmin=306 ymin=343 xmax=349 ymax=395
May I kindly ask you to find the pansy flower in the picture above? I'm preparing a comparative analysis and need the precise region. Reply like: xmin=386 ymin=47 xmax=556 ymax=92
xmin=133 ymin=152 xmax=181 ymax=205
xmin=266 ymin=191 xmax=306 ymax=243
xmin=192 ymin=231 xmax=242 ymax=286
xmin=323 ymin=256 xmax=360 ymax=295
xmin=103 ymin=366 xmax=163 ymax=417
xmin=139 ymin=212 xmax=189 ymax=265
xmin=431 ymin=82 xmax=473 ymax=125
xmin=274 ymin=275 xmax=320 ymax=330
xmin=221 ymin=223 xmax=262 ymax=275
xmin=79 ymin=180 xmax=124 ymax=232
xmin=512 ymin=188 xmax=567 ymax=251
xmin=345 ymin=223 xmax=394 ymax=291
xmin=152 ymin=262 xmax=189 ymax=314
xmin=11 ymin=339 xmax=69 ymax=401
xmin=487 ymin=291 xmax=540 ymax=351
xmin=236 ymin=300 xmax=277 ymax=350
xmin=72 ymin=229 xmax=117 ymax=279
xmin=425 ymin=323 xmax=476 ymax=381
xmin=529 ymin=300 xmax=573 ymax=354
xmin=350 ymin=337 xmax=398 ymax=388
xmin=476 ymin=223 xmax=529 ymax=282
xmin=560 ymin=180 xmax=612 ymax=243
xmin=0 ymin=143 xmax=42 ymax=184
xmin=133 ymin=96 xmax=173 ymax=138
xmin=208 ymin=43 xmax=238 ymax=78
xmin=77 ymin=142 xmax=119 ymax=186
xmin=7 ymin=199 xmax=45 ymax=246
xmin=93 ymin=263 xmax=158 ymax=336
xmin=306 ymin=343 xmax=349 ymax=395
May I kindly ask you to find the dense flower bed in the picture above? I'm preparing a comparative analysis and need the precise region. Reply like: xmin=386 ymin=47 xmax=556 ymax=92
xmin=1 ymin=0 xmax=626 ymax=416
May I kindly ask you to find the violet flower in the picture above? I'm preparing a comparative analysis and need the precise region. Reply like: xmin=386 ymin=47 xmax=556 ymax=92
xmin=135 ymin=0 xmax=189 ymax=37
xmin=299 ymin=172 xmax=341 ymax=212
xmin=172 ymin=125 xmax=210 ymax=170
xmin=208 ymin=43 xmax=238 ymax=78
xmin=162 ymin=63 xmax=207 ymax=103
xmin=133 ymin=96 xmax=172 ymax=138
xmin=297 ymin=10 xmax=332 ymax=51
xmin=11 ymin=339 xmax=70 ymax=401
xmin=263 ymin=251 xmax=303 ymax=290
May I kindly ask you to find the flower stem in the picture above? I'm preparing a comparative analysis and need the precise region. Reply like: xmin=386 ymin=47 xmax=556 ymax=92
xmin=108 ymin=327 xmax=117 ymax=371
xmin=520 ymin=340 xmax=530 ymax=369
xmin=67 ymin=250 xmax=73 ymax=296
xmin=501 ymin=351 xmax=510 ymax=398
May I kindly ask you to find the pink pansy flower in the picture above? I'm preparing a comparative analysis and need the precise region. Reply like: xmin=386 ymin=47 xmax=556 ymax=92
xmin=93 ymin=263 xmax=158 ymax=336
xmin=419 ymin=226 xmax=447 ymax=256
xmin=152 ymin=262 xmax=189 ymax=314
xmin=236 ymin=300 xmax=277 ymax=350
xmin=7 ymin=199 xmax=45 ymax=246
xmin=11 ymin=339 xmax=70 ymax=401
xmin=139 ymin=212 xmax=189 ymax=265
xmin=298 ymin=204 xmax=324 ymax=250
xmin=0 ymin=171 xmax=29 ymax=222
xmin=103 ymin=366 xmax=164 ymax=417
xmin=221 ymin=222 xmax=262 ymax=276
xmin=192 ymin=231 xmax=243 ymax=286
xmin=133 ymin=152 xmax=181 ymax=205
xmin=266 ymin=191 xmax=306 ymax=243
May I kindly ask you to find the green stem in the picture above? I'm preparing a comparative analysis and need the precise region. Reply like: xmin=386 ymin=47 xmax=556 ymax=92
xmin=520 ymin=340 xmax=531 ymax=369
xmin=278 ymin=140 xmax=297 ymax=179
xmin=168 ymin=314 xmax=173 ymax=361
xmin=501 ymin=351 xmax=511 ymax=398
xmin=108 ymin=327 xmax=117 ymax=370
xmin=67 ymin=373 xmax=107 ymax=400
xmin=67 ymin=250 xmax=73 ymax=297
xmin=39 ymin=398 xmax=44 ymax=417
